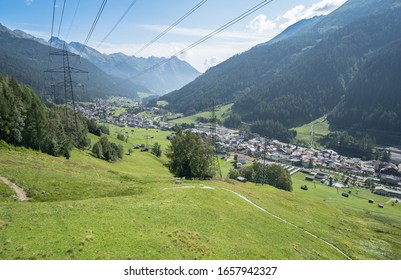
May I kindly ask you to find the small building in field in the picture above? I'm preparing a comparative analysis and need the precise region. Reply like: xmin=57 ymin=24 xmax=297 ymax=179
xmin=373 ymin=186 xmax=401 ymax=199
xmin=236 ymin=176 xmax=247 ymax=183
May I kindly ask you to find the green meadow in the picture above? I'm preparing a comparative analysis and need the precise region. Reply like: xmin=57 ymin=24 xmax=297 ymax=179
xmin=293 ymin=116 xmax=330 ymax=146
xmin=170 ymin=103 xmax=233 ymax=124
xmin=0 ymin=128 xmax=400 ymax=260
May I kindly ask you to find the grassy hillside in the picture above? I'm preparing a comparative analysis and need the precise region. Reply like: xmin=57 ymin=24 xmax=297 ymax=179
xmin=1 ymin=131 xmax=400 ymax=260
xmin=292 ymin=116 xmax=330 ymax=146
xmin=0 ymin=127 xmax=172 ymax=202
xmin=171 ymin=103 xmax=233 ymax=124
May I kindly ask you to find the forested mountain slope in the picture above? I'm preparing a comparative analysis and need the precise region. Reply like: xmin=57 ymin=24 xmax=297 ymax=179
xmin=0 ymin=23 xmax=145 ymax=101
xmin=328 ymin=40 xmax=401 ymax=145
xmin=234 ymin=6 xmax=401 ymax=127
xmin=161 ymin=0 xmax=401 ymax=144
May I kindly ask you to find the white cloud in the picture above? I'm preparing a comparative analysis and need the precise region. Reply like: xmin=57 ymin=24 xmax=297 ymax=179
xmin=309 ymin=0 xmax=348 ymax=14
xmin=172 ymin=47 xmax=193 ymax=60
xmin=280 ymin=5 xmax=305 ymax=29
xmin=246 ymin=15 xmax=276 ymax=33
xmin=24 ymin=0 xmax=34 ymax=6
xmin=280 ymin=0 xmax=347 ymax=29
xmin=204 ymin=56 xmax=223 ymax=69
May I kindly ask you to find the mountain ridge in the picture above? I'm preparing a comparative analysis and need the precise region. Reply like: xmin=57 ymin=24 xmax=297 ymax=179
xmin=0 ymin=23 xmax=146 ymax=101
xmin=161 ymin=0 xmax=401 ymax=145
xmin=49 ymin=37 xmax=200 ymax=95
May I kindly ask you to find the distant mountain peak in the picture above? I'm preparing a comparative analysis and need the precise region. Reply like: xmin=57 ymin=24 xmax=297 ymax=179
xmin=0 ymin=22 xmax=201 ymax=96
xmin=45 ymin=35 xmax=200 ymax=95
xmin=13 ymin=29 xmax=48 ymax=45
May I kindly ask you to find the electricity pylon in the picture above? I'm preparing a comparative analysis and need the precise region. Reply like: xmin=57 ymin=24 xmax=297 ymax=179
xmin=45 ymin=44 xmax=87 ymax=133
xmin=210 ymin=102 xmax=222 ymax=178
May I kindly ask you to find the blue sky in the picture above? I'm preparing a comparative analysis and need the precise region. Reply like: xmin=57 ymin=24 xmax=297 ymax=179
xmin=0 ymin=0 xmax=347 ymax=72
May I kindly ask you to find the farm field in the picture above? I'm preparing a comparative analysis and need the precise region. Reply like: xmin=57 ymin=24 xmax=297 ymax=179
xmin=0 ymin=132 xmax=400 ymax=260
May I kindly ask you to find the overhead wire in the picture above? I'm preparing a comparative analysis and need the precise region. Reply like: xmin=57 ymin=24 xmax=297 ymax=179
xmin=57 ymin=0 xmax=67 ymax=38
xmin=47 ymin=0 xmax=58 ymax=70
xmin=50 ymin=0 xmax=57 ymax=40
xmin=123 ymin=0 xmax=274 ymax=83
xmin=46 ymin=0 xmax=59 ymax=102
xmin=133 ymin=0 xmax=208 ymax=57
xmin=81 ymin=0 xmax=108 ymax=52
xmin=96 ymin=0 xmax=139 ymax=48
xmin=65 ymin=0 xmax=81 ymax=41
xmin=114 ymin=0 xmax=208 ymax=69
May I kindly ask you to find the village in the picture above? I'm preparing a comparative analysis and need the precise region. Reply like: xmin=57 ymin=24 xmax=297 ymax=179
xmin=76 ymin=98 xmax=401 ymax=201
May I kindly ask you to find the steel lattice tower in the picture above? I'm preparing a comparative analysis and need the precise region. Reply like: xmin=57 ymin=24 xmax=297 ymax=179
xmin=45 ymin=44 xmax=87 ymax=134
xmin=210 ymin=103 xmax=222 ymax=178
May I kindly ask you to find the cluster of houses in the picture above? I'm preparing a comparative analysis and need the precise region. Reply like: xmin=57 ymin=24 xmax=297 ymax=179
xmin=76 ymin=99 xmax=175 ymax=131
xmin=189 ymin=123 xmax=401 ymax=198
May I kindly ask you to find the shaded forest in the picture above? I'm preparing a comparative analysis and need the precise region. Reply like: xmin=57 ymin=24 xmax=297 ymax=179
xmin=0 ymin=76 xmax=90 ymax=158
xmin=161 ymin=0 xmax=401 ymax=148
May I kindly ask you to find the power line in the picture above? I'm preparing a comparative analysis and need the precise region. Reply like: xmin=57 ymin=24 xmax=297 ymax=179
xmin=57 ymin=0 xmax=67 ymax=38
xmin=124 ymin=0 xmax=274 ymax=83
xmin=81 ymin=0 xmax=108 ymax=52
xmin=114 ymin=0 xmax=207 ymax=69
xmin=65 ymin=0 xmax=81 ymax=41
xmin=96 ymin=0 xmax=138 ymax=48
xmin=45 ymin=0 xmax=58 ymax=103
xmin=50 ymin=0 xmax=57 ymax=39
xmin=174 ymin=0 xmax=274 ymax=62
xmin=133 ymin=0 xmax=208 ymax=57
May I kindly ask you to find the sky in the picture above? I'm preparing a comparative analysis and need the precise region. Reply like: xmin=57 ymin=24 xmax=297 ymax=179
xmin=0 ymin=0 xmax=347 ymax=72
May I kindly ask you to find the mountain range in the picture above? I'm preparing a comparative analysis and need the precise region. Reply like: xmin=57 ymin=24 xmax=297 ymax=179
xmin=0 ymin=23 xmax=143 ymax=101
xmin=0 ymin=23 xmax=200 ymax=102
xmin=49 ymin=37 xmax=200 ymax=95
xmin=161 ymin=0 xmax=401 ymax=145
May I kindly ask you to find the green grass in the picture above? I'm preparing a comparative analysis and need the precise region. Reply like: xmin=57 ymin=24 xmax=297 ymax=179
xmin=171 ymin=103 xmax=233 ymax=124
xmin=219 ymin=158 xmax=235 ymax=178
xmin=292 ymin=116 xmax=330 ymax=146
xmin=137 ymin=92 xmax=157 ymax=99
xmin=0 ymin=181 xmax=14 ymax=202
xmin=0 ymin=181 xmax=346 ymax=260
xmin=0 ymin=127 xmax=172 ymax=202
xmin=1 ymin=137 xmax=401 ymax=260
xmin=228 ymin=173 xmax=401 ymax=260
xmin=112 ymin=107 xmax=127 ymax=117
xmin=157 ymin=100 xmax=169 ymax=107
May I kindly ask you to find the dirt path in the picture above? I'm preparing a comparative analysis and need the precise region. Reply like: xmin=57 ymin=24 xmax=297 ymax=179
xmin=223 ymin=188 xmax=352 ymax=260
xmin=0 ymin=175 xmax=29 ymax=201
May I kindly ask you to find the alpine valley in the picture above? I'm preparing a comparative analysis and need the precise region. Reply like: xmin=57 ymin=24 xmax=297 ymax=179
xmin=1 ymin=0 xmax=401 ymax=264
xmin=0 ymin=23 xmax=200 ymax=101
xmin=161 ymin=0 xmax=401 ymax=146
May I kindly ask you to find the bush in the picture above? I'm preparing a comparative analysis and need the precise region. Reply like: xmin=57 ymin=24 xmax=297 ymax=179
xmin=231 ymin=162 xmax=293 ymax=192
xmin=92 ymin=136 xmax=123 ymax=162
xmin=117 ymin=134 xmax=125 ymax=141
xmin=151 ymin=142 xmax=162 ymax=157
xmin=228 ymin=168 xmax=240 ymax=179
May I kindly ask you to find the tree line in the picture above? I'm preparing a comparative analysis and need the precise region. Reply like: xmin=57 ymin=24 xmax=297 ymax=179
xmin=0 ymin=76 xmax=90 ymax=158
xmin=228 ymin=162 xmax=293 ymax=192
